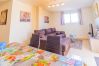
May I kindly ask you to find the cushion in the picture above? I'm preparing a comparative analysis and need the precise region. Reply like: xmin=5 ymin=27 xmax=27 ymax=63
xmin=45 ymin=28 xmax=52 ymax=34
xmin=60 ymin=31 xmax=65 ymax=34
xmin=51 ymin=28 xmax=56 ymax=32
xmin=56 ymin=31 xmax=61 ymax=35
xmin=34 ymin=30 xmax=45 ymax=35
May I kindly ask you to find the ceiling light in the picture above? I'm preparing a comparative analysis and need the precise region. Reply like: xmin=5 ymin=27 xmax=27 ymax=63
xmin=52 ymin=5 xmax=55 ymax=7
xmin=56 ymin=4 xmax=59 ymax=6
xmin=48 ymin=2 xmax=65 ymax=8
xmin=61 ymin=3 xmax=65 ymax=6
xmin=48 ymin=6 xmax=51 ymax=8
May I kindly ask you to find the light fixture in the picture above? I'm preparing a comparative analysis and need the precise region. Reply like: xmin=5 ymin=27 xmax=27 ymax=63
xmin=48 ymin=6 xmax=51 ymax=8
xmin=48 ymin=2 xmax=65 ymax=8
xmin=56 ymin=4 xmax=59 ymax=6
xmin=52 ymin=5 xmax=55 ymax=7
xmin=61 ymin=3 xmax=64 ymax=6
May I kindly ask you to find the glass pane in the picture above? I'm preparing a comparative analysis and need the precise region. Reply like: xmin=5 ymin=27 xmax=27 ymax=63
xmin=63 ymin=13 xmax=71 ymax=23
xmin=71 ymin=13 xmax=79 ymax=23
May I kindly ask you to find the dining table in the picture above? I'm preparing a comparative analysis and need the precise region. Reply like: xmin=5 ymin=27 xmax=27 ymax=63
xmin=0 ymin=43 xmax=86 ymax=66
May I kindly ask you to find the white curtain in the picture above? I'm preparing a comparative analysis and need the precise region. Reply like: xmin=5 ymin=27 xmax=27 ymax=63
xmin=60 ymin=12 xmax=65 ymax=25
xmin=60 ymin=9 xmax=83 ymax=25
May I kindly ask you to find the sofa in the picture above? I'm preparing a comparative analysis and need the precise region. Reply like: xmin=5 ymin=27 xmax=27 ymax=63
xmin=29 ymin=28 xmax=69 ymax=55
xmin=34 ymin=28 xmax=66 ymax=39
xmin=46 ymin=35 xmax=66 ymax=55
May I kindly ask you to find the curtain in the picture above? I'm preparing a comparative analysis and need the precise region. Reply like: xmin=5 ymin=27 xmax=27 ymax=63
xmin=79 ymin=9 xmax=83 ymax=25
xmin=60 ymin=12 xmax=65 ymax=25
xmin=60 ymin=9 xmax=83 ymax=25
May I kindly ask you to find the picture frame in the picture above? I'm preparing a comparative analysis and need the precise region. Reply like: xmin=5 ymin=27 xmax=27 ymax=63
xmin=44 ymin=16 xmax=49 ymax=23
xmin=20 ymin=11 xmax=30 ymax=22
xmin=0 ymin=9 xmax=8 ymax=25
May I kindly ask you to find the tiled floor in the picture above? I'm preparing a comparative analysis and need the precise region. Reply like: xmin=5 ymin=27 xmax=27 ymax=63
xmin=67 ymin=40 xmax=99 ymax=66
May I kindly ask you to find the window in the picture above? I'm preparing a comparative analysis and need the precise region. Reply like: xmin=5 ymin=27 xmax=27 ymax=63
xmin=71 ymin=13 xmax=79 ymax=23
xmin=62 ymin=10 xmax=81 ymax=24
xmin=63 ymin=13 xmax=71 ymax=23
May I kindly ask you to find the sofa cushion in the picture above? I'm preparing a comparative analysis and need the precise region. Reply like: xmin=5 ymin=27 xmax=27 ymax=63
xmin=34 ymin=29 xmax=45 ymax=34
xmin=56 ymin=31 xmax=61 ymax=35
xmin=60 ymin=31 xmax=65 ymax=34
xmin=51 ymin=28 xmax=56 ymax=32
xmin=45 ymin=28 xmax=52 ymax=34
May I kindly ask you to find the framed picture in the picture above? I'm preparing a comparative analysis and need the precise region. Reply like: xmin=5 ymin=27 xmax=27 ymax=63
xmin=44 ymin=16 xmax=49 ymax=23
xmin=0 ymin=9 xmax=8 ymax=25
xmin=20 ymin=11 xmax=30 ymax=22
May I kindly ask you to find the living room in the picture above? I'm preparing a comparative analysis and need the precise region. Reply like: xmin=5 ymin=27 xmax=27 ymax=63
xmin=0 ymin=0 xmax=99 ymax=66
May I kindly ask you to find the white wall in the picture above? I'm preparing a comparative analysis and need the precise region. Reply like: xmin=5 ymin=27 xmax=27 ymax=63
xmin=9 ymin=0 xmax=33 ymax=43
xmin=0 ymin=1 xmax=12 ymax=43
xmin=32 ymin=6 xmax=38 ymax=31
xmin=49 ymin=7 xmax=94 ymax=39
xmin=5 ymin=0 xmax=51 ymax=43
xmin=38 ymin=7 xmax=51 ymax=29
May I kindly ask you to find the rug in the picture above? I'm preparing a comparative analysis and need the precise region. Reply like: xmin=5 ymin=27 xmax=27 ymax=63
xmin=95 ymin=57 xmax=99 ymax=66
xmin=71 ymin=40 xmax=82 ymax=50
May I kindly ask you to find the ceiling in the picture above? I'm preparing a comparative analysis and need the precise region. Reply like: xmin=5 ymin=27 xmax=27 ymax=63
xmin=20 ymin=0 xmax=94 ymax=12
xmin=37 ymin=0 xmax=94 ymax=11
xmin=4 ymin=0 xmax=93 ymax=12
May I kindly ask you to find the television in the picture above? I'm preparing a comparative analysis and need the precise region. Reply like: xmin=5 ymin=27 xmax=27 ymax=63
xmin=89 ymin=24 xmax=94 ymax=37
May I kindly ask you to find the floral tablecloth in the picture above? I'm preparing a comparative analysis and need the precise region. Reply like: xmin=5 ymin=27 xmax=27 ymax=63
xmin=0 ymin=43 xmax=84 ymax=66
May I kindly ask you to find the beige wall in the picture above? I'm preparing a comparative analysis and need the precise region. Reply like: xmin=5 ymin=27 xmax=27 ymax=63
xmin=32 ymin=6 xmax=38 ymax=30
xmin=0 ymin=1 xmax=12 ymax=43
xmin=32 ymin=6 xmax=51 ymax=30
xmin=9 ymin=0 xmax=33 ymax=43
xmin=49 ymin=7 xmax=94 ymax=39
xmin=8 ymin=0 xmax=51 ymax=44
xmin=37 ymin=6 xmax=51 ymax=29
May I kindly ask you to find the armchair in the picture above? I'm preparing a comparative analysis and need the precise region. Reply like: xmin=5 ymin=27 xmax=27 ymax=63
xmin=46 ymin=36 xmax=65 ymax=55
